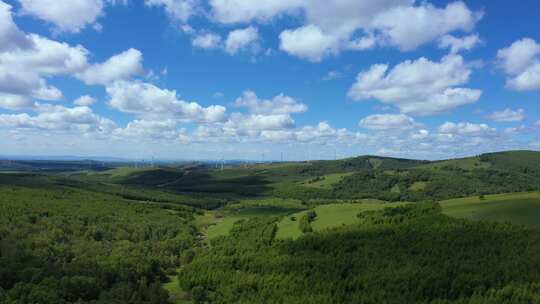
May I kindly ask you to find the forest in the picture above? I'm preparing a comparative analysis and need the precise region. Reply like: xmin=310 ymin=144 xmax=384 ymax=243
xmin=0 ymin=181 xmax=197 ymax=303
xmin=1 ymin=150 xmax=540 ymax=303
xmin=178 ymin=204 xmax=540 ymax=303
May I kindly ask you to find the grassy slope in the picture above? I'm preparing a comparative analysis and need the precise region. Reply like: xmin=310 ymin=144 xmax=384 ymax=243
xmin=179 ymin=204 xmax=540 ymax=303
xmin=418 ymin=156 xmax=491 ymax=170
xmin=276 ymin=202 xmax=406 ymax=239
xmin=441 ymin=192 xmax=540 ymax=227
xmin=206 ymin=206 xmax=300 ymax=239
xmin=301 ymin=172 xmax=354 ymax=189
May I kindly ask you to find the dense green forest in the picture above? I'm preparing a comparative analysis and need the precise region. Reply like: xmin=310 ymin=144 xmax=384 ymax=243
xmin=178 ymin=204 xmax=540 ymax=303
xmin=0 ymin=181 xmax=197 ymax=303
xmin=1 ymin=151 xmax=540 ymax=303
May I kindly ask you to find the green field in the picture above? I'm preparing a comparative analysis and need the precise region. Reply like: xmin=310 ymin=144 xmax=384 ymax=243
xmin=276 ymin=202 xmax=406 ymax=239
xmin=206 ymin=206 xmax=300 ymax=239
xmin=301 ymin=172 xmax=354 ymax=189
xmin=441 ymin=192 xmax=540 ymax=227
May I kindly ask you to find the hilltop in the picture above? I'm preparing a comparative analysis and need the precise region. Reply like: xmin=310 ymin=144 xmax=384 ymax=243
xmin=58 ymin=150 xmax=540 ymax=204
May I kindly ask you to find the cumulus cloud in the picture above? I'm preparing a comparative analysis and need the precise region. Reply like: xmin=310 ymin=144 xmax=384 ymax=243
xmin=0 ymin=104 xmax=115 ymax=133
xmin=0 ymin=33 xmax=89 ymax=101
xmin=225 ymin=26 xmax=259 ymax=54
xmin=0 ymin=4 xmax=104 ymax=106
xmin=205 ymin=90 xmax=309 ymax=141
xmin=486 ymin=108 xmax=524 ymax=123
xmin=18 ymin=0 xmax=105 ymax=33
xmin=225 ymin=113 xmax=295 ymax=131
xmin=497 ymin=38 xmax=540 ymax=91
xmin=279 ymin=25 xmax=340 ymax=62
xmin=209 ymin=0 xmax=301 ymax=23
xmin=371 ymin=2 xmax=481 ymax=51
xmin=0 ymin=2 xmax=148 ymax=120
xmin=233 ymin=90 xmax=307 ymax=115
xmin=113 ymin=119 xmax=183 ymax=140
xmin=438 ymin=34 xmax=481 ymax=54
xmin=438 ymin=121 xmax=494 ymax=135
xmin=73 ymin=95 xmax=97 ymax=106
xmin=0 ymin=93 xmax=35 ymax=110
xmin=144 ymin=0 xmax=197 ymax=22
xmin=359 ymin=114 xmax=419 ymax=130
xmin=0 ymin=1 xmax=32 ymax=51
xmin=76 ymin=48 xmax=144 ymax=85
xmin=294 ymin=122 xmax=340 ymax=143
xmin=209 ymin=1 xmax=480 ymax=61
xmin=348 ymin=54 xmax=482 ymax=116
xmin=106 ymin=80 xmax=226 ymax=123
xmin=192 ymin=32 xmax=222 ymax=49
xmin=184 ymin=90 xmax=353 ymax=145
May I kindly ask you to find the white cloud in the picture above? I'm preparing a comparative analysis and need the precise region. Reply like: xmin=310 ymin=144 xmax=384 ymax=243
xmin=359 ymin=113 xmax=419 ymax=130
xmin=209 ymin=1 xmax=480 ymax=61
xmin=497 ymin=38 xmax=540 ymax=75
xmin=294 ymin=122 xmax=338 ymax=143
xmin=0 ymin=104 xmax=115 ymax=133
xmin=486 ymin=108 xmax=524 ymax=123
xmin=18 ymin=0 xmax=105 ymax=33
xmin=106 ymin=80 xmax=226 ymax=123
xmin=233 ymin=90 xmax=307 ymax=115
xmin=144 ymin=0 xmax=197 ymax=22
xmin=77 ymin=48 xmax=143 ymax=85
xmin=225 ymin=26 xmax=259 ymax=55
xmin=253 ymin=122 xmax=346 ymax=144
xmin=73 ymin=95 xmax=97 ymax=106
xmin=0 ymin=33 xmax=89 ymax=101
xmin=209 ymin=0 xmax=302 ymax=24
xmin=411 ymin=129 xmax=429 ymax=140
xmin=0 ymin=93 xmax=34 ymax=110
xmin=497 ymin=38 xmax=540 ymax=91
xmin=192 ymin=32 xmax=222 ymax=49
xmin=279 ymin=25 xmax=340 ymax=62
xmin=114 ymin=119 xmax=183 ymax=140
xmin=225 ymin=113 xmax=295 ymax=131
xmin=438 ymin=122 xmax=494 ymax=135
xmin=371 ymin=1 xmax=481 ymax=51
xmin=0 ymin=1 xmax=32 ymax=51
xmin=348 ymin=55 xmax=482 ymax=116
xmin=438 ymin=34 xmax=481 ymax=54
xmin=0 ymin=34 xmax=89 ymax=75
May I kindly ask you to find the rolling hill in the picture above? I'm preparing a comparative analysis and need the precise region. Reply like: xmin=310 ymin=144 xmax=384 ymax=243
xmin=56 ymin=150 xmax=540 ymax=204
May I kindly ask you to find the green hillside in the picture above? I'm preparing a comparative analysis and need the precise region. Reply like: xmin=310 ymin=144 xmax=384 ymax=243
xmin=3 ymin=150 xmax=540 ymax=303
xmin=179 ymin=204 xmax=540 ymax=303
xmin=441 ymin=192 xmax=540 ymax=227
xmin=58 ymin=150 xmax=540 ymax=204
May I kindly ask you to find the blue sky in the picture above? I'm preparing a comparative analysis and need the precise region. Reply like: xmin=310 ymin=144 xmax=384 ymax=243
xmin=0 ymin=0 xmax=539 ymax=161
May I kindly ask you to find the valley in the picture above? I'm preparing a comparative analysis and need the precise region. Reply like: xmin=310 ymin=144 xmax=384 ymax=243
xmin=2 ymin=150 xmax=540 ymax=303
